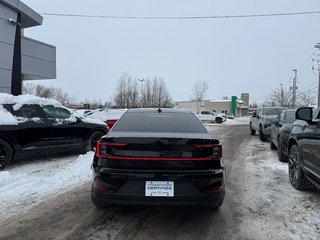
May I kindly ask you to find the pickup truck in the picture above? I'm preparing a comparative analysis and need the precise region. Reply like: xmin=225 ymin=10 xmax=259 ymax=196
xmin=249 ymin=107 xmax=284 ymax=141
xmin=195 ymin=110 xmax=223 ymax=123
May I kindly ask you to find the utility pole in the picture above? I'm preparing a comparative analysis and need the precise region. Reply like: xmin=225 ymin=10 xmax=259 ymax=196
xmin=315 ymin=43 xmax=320 ymax=108
xmin=292 ymin=69 xmax=297 ymax=108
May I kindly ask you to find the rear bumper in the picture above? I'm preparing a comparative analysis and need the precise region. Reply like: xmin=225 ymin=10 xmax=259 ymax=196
xmin=91 ymin=167 xmax=225 ymax=206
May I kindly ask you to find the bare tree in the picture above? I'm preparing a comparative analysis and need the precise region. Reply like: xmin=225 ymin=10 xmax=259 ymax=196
xmin=268 ymin=86 xmax=316 ymax=108
xmin=114 ymin=74 xmax=173 ymax=108
xmin=22 ymin=83 xmax=75 ymax=106
xmin=114 ymin=73 xmax=140 ymax=108
xmin=297 ymin=91 xmax=316 ymax=107
xmin=192 ymin=81 xmax=209 ymax=111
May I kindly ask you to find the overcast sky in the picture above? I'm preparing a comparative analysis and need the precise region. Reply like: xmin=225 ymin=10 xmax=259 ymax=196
xmin=23 ymin=0 xmax=320 ymax=104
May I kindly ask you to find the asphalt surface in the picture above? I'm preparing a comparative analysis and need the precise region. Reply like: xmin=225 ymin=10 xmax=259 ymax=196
xmin=1 ymin=124 xmax=319 ymax=240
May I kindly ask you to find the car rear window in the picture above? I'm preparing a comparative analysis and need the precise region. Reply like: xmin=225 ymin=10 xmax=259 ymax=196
xmin=261 ymin=108 xmax=283 ymax=115
xmin=112 ymin=111 xmax=207 ymax=133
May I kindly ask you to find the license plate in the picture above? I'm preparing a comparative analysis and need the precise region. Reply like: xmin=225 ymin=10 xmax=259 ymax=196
xmin=145 ymin=181 xmax=174 ymax=197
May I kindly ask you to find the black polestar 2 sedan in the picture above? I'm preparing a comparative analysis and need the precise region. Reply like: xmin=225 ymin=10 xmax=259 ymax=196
xmin=91 ymin=108 xmax=225 ymax=208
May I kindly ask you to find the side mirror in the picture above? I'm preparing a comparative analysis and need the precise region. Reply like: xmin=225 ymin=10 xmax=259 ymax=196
xmin=295 ymin=107 xmax=313 ymax=122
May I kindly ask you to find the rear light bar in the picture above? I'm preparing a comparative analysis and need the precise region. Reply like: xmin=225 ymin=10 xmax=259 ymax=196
xmin=96 ymin=142 xmax=222 ymax=160
xmin=104 ymin=156 xmax=213 ymax=161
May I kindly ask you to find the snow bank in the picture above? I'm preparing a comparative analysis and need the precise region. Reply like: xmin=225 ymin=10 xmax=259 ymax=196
xmin=0 ymin=152 xmax=94 ymax=219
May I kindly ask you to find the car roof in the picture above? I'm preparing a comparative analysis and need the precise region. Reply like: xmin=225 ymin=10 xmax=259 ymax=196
xmin=126 ymin=108 xmax=192 ymax=114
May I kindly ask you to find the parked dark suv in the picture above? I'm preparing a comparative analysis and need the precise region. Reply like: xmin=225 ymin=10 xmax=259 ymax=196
xmin=0 ymin=93 xmax=108 ymax=170
xmin=269 ymin=109 xmax=296 ymax=162
xmin=91 ymin=108 xmax=225 ymax=208
xmin=288 ymin=107 xmax=320 ymax=191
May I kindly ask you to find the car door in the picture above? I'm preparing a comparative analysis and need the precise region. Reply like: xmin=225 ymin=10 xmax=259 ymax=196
xmin=270 ymin=111 xmax=282 ymax=145
xmin=10 ymin=104 xmax=53 ymax=150
xmin=300 ymin=120 xmax=320 ymax=180
xmin=42 ymin=105 xmax=85 ymax=148
xmin=281 ymin=110 xmax=295 ymax=150
xmin=201 ymin=111 xmax=212 ymax=121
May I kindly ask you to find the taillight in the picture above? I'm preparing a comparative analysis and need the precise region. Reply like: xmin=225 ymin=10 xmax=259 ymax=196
xmin=106 ymin=119 xmax=117 ymax=128
xmin=96 ymin=142 xmax=107 ymax=158
xmin=93 ymin=183 xmax=109 ymax=191
xmin=209 ymin=184 xmax=224 ymax=192
xmin=193 ymin=144 xmax=222 ymax=159
xmin=96 ymin=141 xmax=127 ymax=158
xmin=212 ymin=144 xmax=222 ymax=159
xmin=193 ymin=144 xmax=214 ymax=149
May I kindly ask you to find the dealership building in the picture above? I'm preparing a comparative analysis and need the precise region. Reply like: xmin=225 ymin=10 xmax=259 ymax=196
xmin=0 ymin=0 xmax=56 ymax=95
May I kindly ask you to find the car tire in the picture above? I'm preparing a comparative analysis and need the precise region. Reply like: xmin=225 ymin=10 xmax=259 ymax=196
xmin=88 ymin=131 xmax=106 ymax=151
xmin=249 ymin=124 xmax=256 ymax=135
xmin=215 ymin=117 xmax=223 ymax=124
xmin=0 ymin=139 xmax=13 ymax=170
xmin=277 ymin=138 xmax=287 ymax=162
xmin=270 ymin=139 xmax=277 ymax=150
xmin=259 ymin=125 xmax=266 ymax=142
xmin=288 ymin=144 xmax=314 ymax=191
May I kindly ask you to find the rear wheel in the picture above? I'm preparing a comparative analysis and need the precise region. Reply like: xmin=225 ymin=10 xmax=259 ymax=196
xmin=288 ymin=144 xmax=314 ymax=190
xmin=259 ymin=125 xmax=266 ymax=141
xmin=88 ymin=131 xmax=106 ymax=151
xmin=0 ymin=139 xmax=13 ymax=170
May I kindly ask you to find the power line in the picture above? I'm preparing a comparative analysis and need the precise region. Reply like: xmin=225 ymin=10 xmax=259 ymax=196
xmin=39 ymin=10 xmax=320 ymax=20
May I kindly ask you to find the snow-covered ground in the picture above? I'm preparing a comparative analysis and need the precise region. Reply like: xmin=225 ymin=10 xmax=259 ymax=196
xmin=0 ymin=152 xmax=94 ymax=219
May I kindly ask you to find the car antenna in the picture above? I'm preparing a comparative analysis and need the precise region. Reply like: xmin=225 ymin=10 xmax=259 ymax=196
xmin=157 ymin=107 xmax=162 ymax=113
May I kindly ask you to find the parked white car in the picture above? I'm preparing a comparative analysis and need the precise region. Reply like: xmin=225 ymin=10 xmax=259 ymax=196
xmin=195 ymin=110 xmax=223 ymax=123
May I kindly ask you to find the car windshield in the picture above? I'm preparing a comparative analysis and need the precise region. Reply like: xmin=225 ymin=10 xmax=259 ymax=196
xmin=113 ymin=111 xmax=207 ymax=133
xmin=261 ymin=108 xmax=283 ymax=116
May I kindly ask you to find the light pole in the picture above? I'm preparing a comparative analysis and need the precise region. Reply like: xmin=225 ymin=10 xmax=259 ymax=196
xmin=315 ymin=43 xmax=320 ymax=108
xmin=138 ymin=78 xmax=145 ymax=108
